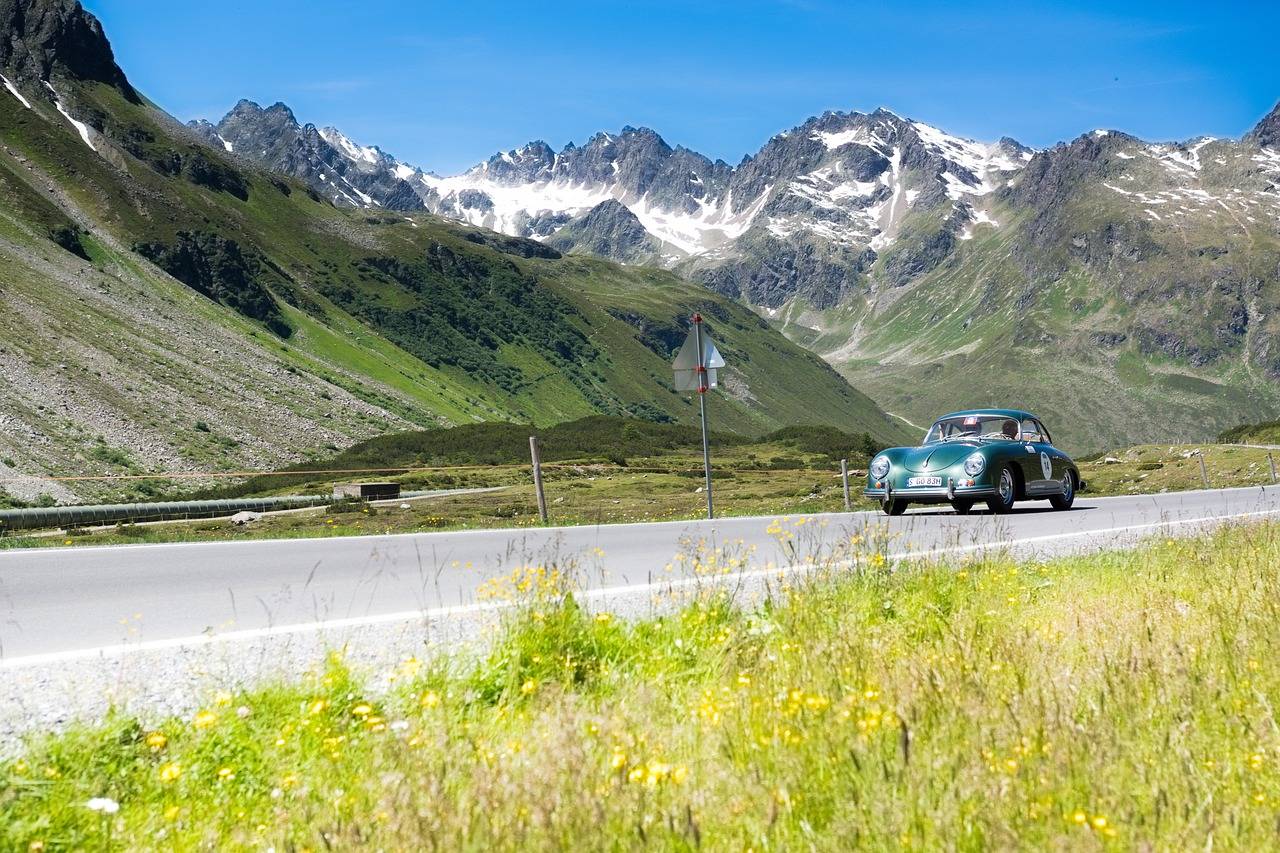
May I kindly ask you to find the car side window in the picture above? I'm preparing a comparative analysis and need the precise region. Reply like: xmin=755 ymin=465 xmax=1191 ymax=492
xmin=1035 ymin=420 xmax=1053 ymax=444
xmin=1020 ymin=419 xmax=1041 ymax=442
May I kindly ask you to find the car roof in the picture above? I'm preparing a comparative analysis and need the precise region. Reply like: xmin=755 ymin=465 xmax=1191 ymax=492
xmin=937 ymin=408 xmax=1039 ymax=422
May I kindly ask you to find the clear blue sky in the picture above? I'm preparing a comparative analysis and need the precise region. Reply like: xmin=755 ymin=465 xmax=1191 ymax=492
xmin=84 ymin=0 xmax=1279 ymax=174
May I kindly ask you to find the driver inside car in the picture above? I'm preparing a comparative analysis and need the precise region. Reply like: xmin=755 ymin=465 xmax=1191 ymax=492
xmin=1001 ymin=420 xmax=1018 ymax=440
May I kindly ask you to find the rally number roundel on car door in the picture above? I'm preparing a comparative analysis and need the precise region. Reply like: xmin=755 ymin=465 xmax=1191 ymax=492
xmin=1040 ymin=452 xmax=1053 ymax=480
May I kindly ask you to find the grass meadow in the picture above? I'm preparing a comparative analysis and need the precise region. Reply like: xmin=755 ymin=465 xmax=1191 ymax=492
xmin=4 ymin=520 xmax=1280 ymax=849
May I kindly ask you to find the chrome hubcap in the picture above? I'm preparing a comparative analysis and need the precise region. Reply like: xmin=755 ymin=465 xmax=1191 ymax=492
xmin=999 ymin=469 xmax=1013 ymax=502
xmin=1062 ymin=473 xmax=1073 ymax=499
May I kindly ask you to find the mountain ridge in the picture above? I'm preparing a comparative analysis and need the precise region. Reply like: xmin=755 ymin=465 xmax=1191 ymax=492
xmin=199 ymin=93 xmax=1280 ymax=448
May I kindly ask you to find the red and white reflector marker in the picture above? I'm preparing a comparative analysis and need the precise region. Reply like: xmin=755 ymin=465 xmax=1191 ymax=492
xmin=672 ymin=316 xmax=725 ymax=392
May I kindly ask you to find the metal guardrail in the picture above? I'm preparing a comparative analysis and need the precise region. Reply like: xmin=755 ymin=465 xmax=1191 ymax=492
xmin=0 ymin=495 xmax=331 ymax=533
xmin=0 ymin=490 xmax=443 ymax=534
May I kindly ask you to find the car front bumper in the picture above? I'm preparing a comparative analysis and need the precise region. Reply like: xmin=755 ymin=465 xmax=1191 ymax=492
xmin=863 ymin=483 xmax=997 ymax=502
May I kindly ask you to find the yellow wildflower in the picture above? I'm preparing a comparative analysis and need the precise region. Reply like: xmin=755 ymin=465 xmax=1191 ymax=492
xmin=145 ymin=731 xmax=167 ymax=751
xmin=193 ymin=709 xmax=218 ymax=729
xmin=159 ymin=762 xmax=182 ymax=783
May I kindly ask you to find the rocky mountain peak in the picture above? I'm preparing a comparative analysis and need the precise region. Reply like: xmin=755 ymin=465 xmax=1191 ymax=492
xmin=193 ymin=98 xmax=424 ymax=210
xmin=0 ymin=0 xmax=136 ymax=99
xmin=547 ymin=198 xmax=662 ymax=264
xmin=225 ymin=99 xmax=297 ymax=127
xmin=1246 ymin=100 xmax=1280 ymax=148
xmin=469 ymin=140 xmax=557 ymax=183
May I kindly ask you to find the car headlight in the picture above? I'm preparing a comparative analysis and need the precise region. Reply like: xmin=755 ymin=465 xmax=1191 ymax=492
xmin=963 ymin=452 xmax=985 ymax=477
xmin=869 ymin=456 xmax=890 ymax=480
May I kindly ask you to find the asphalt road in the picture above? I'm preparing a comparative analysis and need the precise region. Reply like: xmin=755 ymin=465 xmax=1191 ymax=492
xmin=2 ymin=486 xmax=1278 ymax=661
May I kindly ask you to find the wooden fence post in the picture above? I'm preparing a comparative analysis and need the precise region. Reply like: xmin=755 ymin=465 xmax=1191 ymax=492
xmin=530 ymin=436 xmax=548 ymax=525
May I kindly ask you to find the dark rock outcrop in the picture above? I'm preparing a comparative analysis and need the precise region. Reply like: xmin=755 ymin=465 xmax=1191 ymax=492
xmin=134 ymin=231 xmax=293 ymax=337
xmin=1245 ymin=101 xmax=1280 ymax=148
xmin=0 ymin=0 xmax=137 ymax=99
xmin=547 ymin=200 xmax=661 ymax=263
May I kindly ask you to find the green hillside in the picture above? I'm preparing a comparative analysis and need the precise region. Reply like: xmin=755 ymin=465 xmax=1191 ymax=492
xmin=1218 ymin=420 xmax=1280 ymax=445
xmin=0 ymin=7 xmax=905 ymax=503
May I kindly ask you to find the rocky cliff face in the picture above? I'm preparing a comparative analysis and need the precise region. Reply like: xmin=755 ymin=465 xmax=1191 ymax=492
xmin=0 ymin=0 xmax=135 ymax=98
xmin=1245 ymin=100 xmax=1280 ymax=149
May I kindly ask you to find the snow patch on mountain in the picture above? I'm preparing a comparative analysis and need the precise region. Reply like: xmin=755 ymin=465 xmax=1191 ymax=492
xmin=320 ymin=128 xmax=380 ymax=165
xmin=44 ymin=82 xmax=96 ymax=152
xmin=910 ymin=121 xmax=1026 ymax=200
xmin=420 ymin=170 xmax=769 ymax=255
xmin=1 ymin=74 xmax=31 ymax=109
xmin=870 ymin=146 xmax=906 ymax=249
xmin=958 ymin=208 xmax=998 ymax=240
xmin=815 ymin=126 xmax=886 ymax=151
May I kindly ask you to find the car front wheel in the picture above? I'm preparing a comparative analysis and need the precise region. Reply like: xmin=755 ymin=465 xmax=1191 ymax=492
xmin=1050 ymin=471 xmax=1076 ymax=510
xmin=882 ymin=498 xmax=908 ymax=516
xmin=985 ymin=465 xmax=1017 ymax=514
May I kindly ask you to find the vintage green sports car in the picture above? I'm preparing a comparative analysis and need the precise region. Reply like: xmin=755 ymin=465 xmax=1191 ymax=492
xmin=864 ymin=409 xmax=1085 ymax=516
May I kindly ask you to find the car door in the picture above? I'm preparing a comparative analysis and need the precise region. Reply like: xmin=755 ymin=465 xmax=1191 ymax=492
xmin=1019 ymin=418 xmax=1056 ymax=496
xmin=1000 ymin=417 xmax=1036 ymax=492
xmin=1026 ymin=419 xmax=1065 ymax=495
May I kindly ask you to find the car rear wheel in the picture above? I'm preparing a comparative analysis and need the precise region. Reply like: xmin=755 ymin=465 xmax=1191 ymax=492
xmin=882 ymin=498 xmax=908 ymax=516
xmin=951 ymin=499 xmax=974 ymax=515
xmin=985 ymin=465 xmax=1017 ymax=514
xmin=1050 ymin=471 xmax=1075 ymax=510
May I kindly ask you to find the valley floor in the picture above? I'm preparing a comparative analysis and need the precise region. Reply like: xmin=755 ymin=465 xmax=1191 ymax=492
xmin=4 ymin=520 xmax=1280 ymax=849
xmin=2 ymin=442 xmax=1277 ymax=551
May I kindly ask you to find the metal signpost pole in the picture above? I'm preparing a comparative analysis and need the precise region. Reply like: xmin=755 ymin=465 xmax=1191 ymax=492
xmin=694 ymin=314 xmax=713 ymax=520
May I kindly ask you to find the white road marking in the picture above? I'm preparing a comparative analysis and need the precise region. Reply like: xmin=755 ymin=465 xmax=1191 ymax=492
xmin=5 ymin=505 xmax=1275 ymax=670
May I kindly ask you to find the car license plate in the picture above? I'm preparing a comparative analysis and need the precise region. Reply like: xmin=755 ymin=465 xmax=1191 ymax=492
xmin=907 ymin=476 xmax=942 ymax=487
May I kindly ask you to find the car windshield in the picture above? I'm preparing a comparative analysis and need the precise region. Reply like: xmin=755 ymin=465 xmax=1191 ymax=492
xmin=923 ymin=415 xmax=1023 ymax=445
